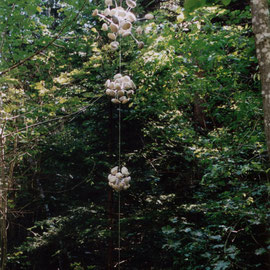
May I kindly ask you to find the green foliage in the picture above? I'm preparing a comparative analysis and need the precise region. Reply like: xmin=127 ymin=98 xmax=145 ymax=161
xmin=1 ymin=1 xmax=269 ymax=270
xmin=184 ymin=0 xmax=236 ymax=15
xmin=184 ymin=0 xmax=207 ymax=14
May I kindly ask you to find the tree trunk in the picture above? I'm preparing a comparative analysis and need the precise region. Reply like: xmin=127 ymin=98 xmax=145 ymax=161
xmin=0 ymin=90 xmax=7 ymax=270
xmin=250 ymin=0 xmax=270 ymax=158
xmin=0 ymin=135 xmax=7 ymax=270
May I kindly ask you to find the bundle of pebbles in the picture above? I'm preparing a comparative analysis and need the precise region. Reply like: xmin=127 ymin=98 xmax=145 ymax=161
xmin=108 ymin=166 xmax=131 ymax=191
xmin=93 ymin=0 xmax=154 ymax=50
xmin=105 ymin=73 xmax=135 ymax=104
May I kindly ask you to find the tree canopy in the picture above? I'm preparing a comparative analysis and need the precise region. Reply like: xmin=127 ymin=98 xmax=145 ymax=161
xmin=0 ymin=0 xmax=269 ymax=269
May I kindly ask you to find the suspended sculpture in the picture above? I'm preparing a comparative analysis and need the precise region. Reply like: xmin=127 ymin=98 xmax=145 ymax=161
xmin=93 ymin=0 xmax=153 ymax=193
xmin=108 ymin=166 xmax=131 ymax=191
xmin=92 ymin=0 xmax=154 ymax=50
xmin=93 ymin=1 xmax=154 ymax=268
xmin=105 ymin=73 xmax=136 ymax=104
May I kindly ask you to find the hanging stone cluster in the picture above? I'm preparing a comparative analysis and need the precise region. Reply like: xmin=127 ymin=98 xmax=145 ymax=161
xmin=108 ymin=166 xmax=131 ymax=191
xmin=105 ymin=73 xmax=135 ymax=104
xmin=92 ymin=0 xmax=154 ymax=50
xmin=93 ymin=0 xmax=154 ymax=192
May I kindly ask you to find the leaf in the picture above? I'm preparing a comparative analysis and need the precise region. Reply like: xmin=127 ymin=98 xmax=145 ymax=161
xmin=177 ymin=13 xmax=185 ymax=23
xmin=209 ymin=235 xmax=222 ymax=241
xmin=201 ymin=252 xmax=212 ymax=258
xmin=214 ymin=260 xmax=230 ymax=270
xmin=255 ymin=248 xmax=267 ymax=255
xmin=226 ymin=245 xmax=236 ymax=252
xmin=162 ymin=226 xmax=175 ymax=234
xmin=213 ymin=244 xmax=224 ymax=249
xmin=184 ymin=227 xmax=192 ymax=233
xmin=221 ymin=0 xmax=231 ymax=5
xmin=36 ymin=6 xmax=42 ymax=13
xmin=184 ymin=0 xmax=206 ymax=14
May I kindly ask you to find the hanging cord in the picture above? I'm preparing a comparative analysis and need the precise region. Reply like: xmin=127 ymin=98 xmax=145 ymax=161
xmin=118 ymin=189 xmax=121 ymax=269
xmin=118 ymin=94 xmax=121 ymax=270
xmin=118 ymin=34 xmax=122 ymax=169
xmin=117 ymin=103 xmax=121 ymax=269
xmin=118 ymin=104 xmax=121 ymax=169
xmin=117 ymin=34 xmax=122 ymax=270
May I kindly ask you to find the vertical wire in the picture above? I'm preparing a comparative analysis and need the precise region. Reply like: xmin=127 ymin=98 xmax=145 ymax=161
xmin=118 ymin=104 xmax=121 ymax=168
xmin=118 ymin=32 xmax=122 ymax=270
xmin=118 ymin=190 xmax=121 ymax=270
xmin=118 ymin=102 xmax=121 ymax=270
xmin=118 ymin=34 xmax=121 ymax=169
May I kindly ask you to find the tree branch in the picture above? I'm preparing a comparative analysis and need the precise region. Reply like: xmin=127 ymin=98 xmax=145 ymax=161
xmin=3 ymin=95 xmax=104 ymax=138
xmin=0 ymin=0 xmax=88 ymax=77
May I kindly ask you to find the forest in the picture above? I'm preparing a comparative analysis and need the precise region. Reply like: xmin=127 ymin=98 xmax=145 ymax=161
xmin=0 ymin=0 xmax=269 ymax=269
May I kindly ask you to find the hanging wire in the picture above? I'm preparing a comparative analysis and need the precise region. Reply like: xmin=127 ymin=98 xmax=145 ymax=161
xmin=118 ymin=33 xmax=122 ymax=169
xmin=117 ymin=104 xmax=121 ymax=269
xmin=118 ymin=190 xmax=121 ymax=269
xmin=117 ymin=33 xmax=122 ymax=270
xmin=118 ymin=104 xmax=121 ymax=169
xmin=118 ymin=95 xmax=121 ymax=270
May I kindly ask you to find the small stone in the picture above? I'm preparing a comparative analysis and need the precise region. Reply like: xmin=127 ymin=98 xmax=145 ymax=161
xmin=121 ymin=167 xmax=129 ymax=176
xmin=114 ymin=73 xmax=122 ymax=79
xmin=108 ymin=33 xmax=116 ymax=40
xmin=102 ymin=23 xmax=108 ymax=31
xmin=124 ymin=176 xmax=131 ymax=184
xmin=110 ymin=41 xmax=119 ymax=51
xmin=118 ymin=10 xmax=127 ymax=17
xmin=127 ymin=90 xmax=134 ymax=97
xmin=119 ymin=96 xmax=127 ymax=102
xmin=126 ymin=0 xmax=136 ymax=8
xmin=105 ymin=79 xmax=111 ymax=87
xmin=111 ymin=98 xmax=121 ymax=104
xmin=104 ymin=8 xmax=111 ymax=16
xmin=122 ymin=30 xmax=131 ymax=37
xmin=121 ymin=21 xmax=132 ymax=31
xmin=115 ymin=83 xmax=121 ymax=90
xmin=145 ymin=13 xmax=154 ymax=20
xmin=110 ymin=23 xmax=119 ymax=33
xmin=126 ymin=12 xmax=136 ymax=22
xmin=105 ymin=0 xmax=113 ymax=6
xmin=118 ymin=90 xmax=125 ymax=97
xmin=111 ymin=166 xmax=118 ymax=175
xmin=109 ymin=82 xmax=115 ymax=89
xmin=108 ymin=174 xmax=117 ymax=183
xmin=137 ymin=41 xmax=144 ymax=49
xmin=136 ymin=26 xmax=143 ymax=35
xmin=92 ymin=9 xmax=98 ymax=16
xmin=110 ymin=8 xmax=117 ymax=16
xmin=123 ymin=75 xmax=131 ymax=82
xmin=116 ymin=172 xmax=123 ymax=178
xmin=122 ymin=98 xmax=130 ymax=104
xmin=112 ymin=16 xmax=120 ymax=24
